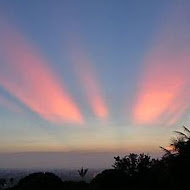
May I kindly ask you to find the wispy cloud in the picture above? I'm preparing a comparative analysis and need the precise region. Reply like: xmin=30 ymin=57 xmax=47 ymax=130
xmin=69 ymin=43 xmax=108 ymax=120
xmin=0 ymin=18 xmax=83 ymax=124
xmin=133 ymin=4 xmax=190 ymax=125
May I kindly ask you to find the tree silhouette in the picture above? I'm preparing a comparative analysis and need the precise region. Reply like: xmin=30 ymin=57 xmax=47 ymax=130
xmin=11 ymin=172 xmax=63 ymax=190
xmin=90 ymin=169 xmax=127 ymax=190
xmin=113 ymin=153 xmax=155 ymax=176
xmin=171 ymin=126 xmax=190 ymax=155
xmin=160 ymin=126 xmax=190 ymax=189
xmin=160 ymin=126 xmax=190 ymax=157
xmin=78 ymin=167 xmax=88 ymax=179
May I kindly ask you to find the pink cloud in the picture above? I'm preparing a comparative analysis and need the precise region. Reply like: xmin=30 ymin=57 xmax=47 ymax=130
xmin=0 ymin=18 xmax=83 ymax=124
xmin=69 ymin=43 xmax=108 ymax=120
xmin=133 ymin=5 xmax=190 ymax=125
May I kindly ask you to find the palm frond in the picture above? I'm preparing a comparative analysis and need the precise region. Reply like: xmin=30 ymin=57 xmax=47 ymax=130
xmin=159 ymin=146 xmax=172 ymax=156
xmin=84 ymin=169 xmax=88 ymax=176
xmin=78 ymin=167 xmax=88 ymax=178
xmin=174 ymin=131 xmax=188 ymax=139
xmin=183 ymin=126 xmax=190 ymax=136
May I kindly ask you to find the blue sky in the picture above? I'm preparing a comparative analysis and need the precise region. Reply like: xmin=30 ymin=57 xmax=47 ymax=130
xmin=0 ymin=0 xmax=190 ymax=168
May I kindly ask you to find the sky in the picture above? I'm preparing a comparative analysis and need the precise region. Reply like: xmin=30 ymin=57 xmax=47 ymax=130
xmin=0 ymin=0 xmax=190 ymax=168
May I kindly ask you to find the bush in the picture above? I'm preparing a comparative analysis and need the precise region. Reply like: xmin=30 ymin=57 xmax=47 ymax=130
xmin=63 ymin=181 xmax=89 ymax=190
xmin=90 ymin=169 xmax=128 ymax=190
xmin=10 ymin=172 xmax=63 ymax=190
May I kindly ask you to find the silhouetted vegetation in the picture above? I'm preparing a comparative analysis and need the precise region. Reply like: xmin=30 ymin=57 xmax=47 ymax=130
xmin=160 ymin=126 xmax=190 ymax=189
xmin=78 ymin=167 xmax=88 ymax=180
xmin=7 ymin=172 xmax=63 ymax=190
xmin=5 ymin=126 xmax=190 ymax=190
xmin=90 ymin=169 xmax=127 ymax=190
xmin=63 ymin=181 xmax=89 ymax=190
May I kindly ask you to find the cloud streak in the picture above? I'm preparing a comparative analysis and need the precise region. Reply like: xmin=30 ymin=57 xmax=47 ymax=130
xmin=0 ymin=18 xmax=83 ymax=124
xmin=69 ymin=43 xmax=108 ymax=120
xmin=133 ymin=4 xmax=190 ymax=125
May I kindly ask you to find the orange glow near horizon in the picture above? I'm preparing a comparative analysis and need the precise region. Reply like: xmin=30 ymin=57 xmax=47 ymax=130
xmin=70 ymin=44 xmax=108 ymax=120
xmin=133 ymin=6 xmax=190 ymax=125
xmin=0 ymin=19 xmax=83 ymax=124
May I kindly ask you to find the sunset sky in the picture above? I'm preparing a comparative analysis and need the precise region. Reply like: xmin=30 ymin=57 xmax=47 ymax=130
xmin=0 ymin=0 xmax=190 ymax=168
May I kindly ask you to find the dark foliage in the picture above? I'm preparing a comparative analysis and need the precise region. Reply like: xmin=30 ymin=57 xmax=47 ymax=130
xmin=113 ymin=153 xmax=155 ymax=175
xmin=110 ymin=153 xmax=168 ymax=190
xmin=63 ymin=181 xmax=89 ymax=190
xmin=90 ymin=169 xmax=128 ymax=190
xmin=8 ymin=172 xmax=64 ymax=190
xmin=78 ymin=167 xmax=88 ymax=179
xmin=160 ymin=126 xmax=190 ymax=189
